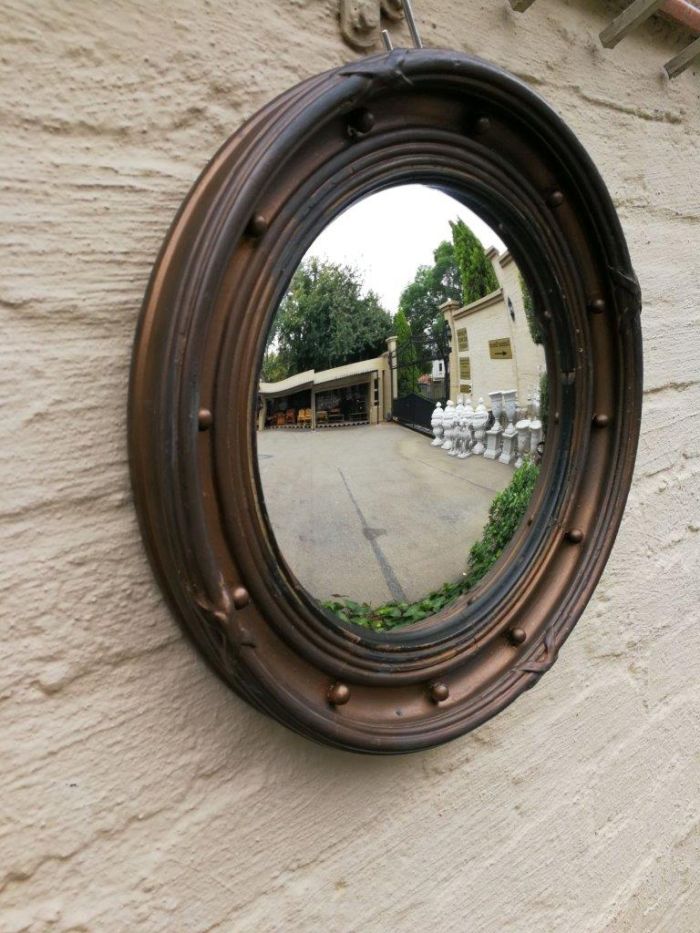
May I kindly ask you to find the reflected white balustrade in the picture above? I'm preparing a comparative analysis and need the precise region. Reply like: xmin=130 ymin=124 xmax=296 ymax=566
xmin=430 ymin=401 xmax=444 ymax=446
xmin=428 ymin=385 xmax=545 ymax=471
xmin=441 ymin=399 xmax=456 ymax=451
xmin=484 ymin=390 xmax=503 ymax=461
xmin=514 ymin=418 xmax=531 ymax=469
xmin=471 ymin=398 xmax=488 ymax=456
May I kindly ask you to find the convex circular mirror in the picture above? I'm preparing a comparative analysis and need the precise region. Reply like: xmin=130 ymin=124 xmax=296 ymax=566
xmin=258 ymin=185 xmax=547 ymax=633
xmin=130 ymin=49 xmax=642 ymax=753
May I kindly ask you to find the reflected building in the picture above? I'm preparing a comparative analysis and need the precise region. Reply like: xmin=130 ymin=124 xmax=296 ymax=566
xmin=441 ymin=247 xmax=545 ymax=406
xmin=258 ymin=356 xmax=393 ymax=430
xmin=258 ymin=246 xmax=545 ymax=433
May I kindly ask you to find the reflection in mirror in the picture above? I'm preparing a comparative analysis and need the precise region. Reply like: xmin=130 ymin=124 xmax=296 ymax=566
xmin=256 ymin=185 xmax=547 ymax=632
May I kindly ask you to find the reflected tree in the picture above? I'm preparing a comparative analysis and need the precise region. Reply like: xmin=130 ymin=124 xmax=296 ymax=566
xmin=260 ymin=350 xmax=288 ymax=383
xmin=452 ymin=219 xmax=498 ymax=305
xmin=519 ymin=272 xmax=544 ymax=346
xmin=397 ymin=221 xmax=497 ymax=401
xmin=396 ymin=239 xmax=460 ymax=399
xmin=519 ymin=272 xmax=549 ymax=438
xmin=269 ymin=258 xmax=391 ymax=378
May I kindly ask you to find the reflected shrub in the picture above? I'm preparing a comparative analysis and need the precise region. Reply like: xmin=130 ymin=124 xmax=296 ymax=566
xmin=462 ymin=459 xmax=539 ymax=591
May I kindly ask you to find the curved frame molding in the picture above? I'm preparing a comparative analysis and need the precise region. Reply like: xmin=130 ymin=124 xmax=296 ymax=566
xmin=129 ymin=49 xmax=642 ymax=753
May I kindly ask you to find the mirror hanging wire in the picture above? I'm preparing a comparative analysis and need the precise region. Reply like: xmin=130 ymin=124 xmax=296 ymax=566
xmin=383 ymin=0 xmax=423 ymax=49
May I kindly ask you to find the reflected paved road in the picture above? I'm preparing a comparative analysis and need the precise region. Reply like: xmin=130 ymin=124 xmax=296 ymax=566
xmin=257 ymin=423 xmax=513 ymax=606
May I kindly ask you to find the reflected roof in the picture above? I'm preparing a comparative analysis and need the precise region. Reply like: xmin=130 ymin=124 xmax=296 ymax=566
xmin=259 ymin=357 xmax=386 ymax=398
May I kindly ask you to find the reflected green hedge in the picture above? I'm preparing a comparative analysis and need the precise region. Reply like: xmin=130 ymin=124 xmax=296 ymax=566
xmin=323 ymin=459 xmax=540 ymax=631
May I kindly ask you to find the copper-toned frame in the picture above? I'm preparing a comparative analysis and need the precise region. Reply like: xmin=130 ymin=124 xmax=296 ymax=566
xmin=129 ymin=50 xmax=642 ymax=754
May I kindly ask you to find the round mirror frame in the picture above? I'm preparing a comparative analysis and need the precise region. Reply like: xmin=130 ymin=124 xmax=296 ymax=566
xmin=129 ymin=49 xmax=642 ymax=754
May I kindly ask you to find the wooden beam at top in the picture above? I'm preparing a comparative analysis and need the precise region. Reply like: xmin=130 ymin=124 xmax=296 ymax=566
xmin=600 ymin=0 xmax=666 ymax=48
xmin=664 ymin=35 xmax=700 ymax=77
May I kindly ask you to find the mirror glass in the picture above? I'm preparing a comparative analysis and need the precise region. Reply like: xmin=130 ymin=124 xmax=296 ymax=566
xmin=256 ymin=185 xmax=548 ymax=632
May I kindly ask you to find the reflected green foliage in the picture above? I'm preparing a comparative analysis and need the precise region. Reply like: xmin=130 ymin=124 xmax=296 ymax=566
xmin=396 ymin=239 xmax=461 ymax=398
xmin=323 ymin=581 xmax=464 ymax=631
xmin=397 ymin=239 xmax=461 ymax=336
xmin=397 ymin=226 xmax=494 ymax=401
xmin=518 ymin=274 xmax=548 ymax=438
xmin=461 ymin=459 xmax=540 ymax=591
xmin=260 ymin=350 xmax=288 ymax=383
xmin=323 ymin=460 xmax=540 ymax=631
xmin=518 ymin=273 xmax=544 ymax=346
xmin=268 ymin=258 xmax=391 ymax=378
xmin=519 ymin=272 xmax=544 ymax=346
xmin=393 ymin=309 xmax=421 ymax=396
xmin=452 ymin=219 xmax=498 ymax=306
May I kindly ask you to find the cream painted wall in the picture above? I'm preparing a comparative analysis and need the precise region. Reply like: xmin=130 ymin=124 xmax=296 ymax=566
xmin=451 ymin=291 xmax=519 ymax=402
xmin=1 ymin=2 xmax=698 ymax=931
xmin=447 ymin=282 xmax=547 ymax=405
xmin=446 ymin=250 xmax=546 ymax=405
xmin=498 ymin=253 xmax=547 ymax=400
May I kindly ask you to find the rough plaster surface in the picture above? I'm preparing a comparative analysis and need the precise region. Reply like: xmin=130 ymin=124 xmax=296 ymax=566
xmin=1 ymin=1 xmax=698 ymax=930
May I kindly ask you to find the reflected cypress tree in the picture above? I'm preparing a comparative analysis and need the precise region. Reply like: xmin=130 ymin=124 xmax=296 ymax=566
xmin=393 ymin=309 xmax=419 ymax=396
xmin=519 ymin=272 xmax=545 ymax=346
xmin=451 ymin=219 xmax=498 ymax=305
xmin=519 ymin=272 xmax=549 ymax=439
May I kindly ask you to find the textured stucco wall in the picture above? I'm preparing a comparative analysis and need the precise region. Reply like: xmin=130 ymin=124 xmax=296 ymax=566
xmin=1 ymin=1 xmax=699 ymax=930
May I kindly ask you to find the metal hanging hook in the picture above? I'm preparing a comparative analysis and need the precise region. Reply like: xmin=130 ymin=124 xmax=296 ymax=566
xmin=402 ymin=0 xmax=423 ymax=48
xmin=381 ymin=0 xmax=423 ymax=51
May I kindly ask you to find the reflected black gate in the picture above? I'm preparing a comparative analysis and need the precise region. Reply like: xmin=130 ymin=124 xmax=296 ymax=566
xmin=392 ymin=392 xmax=435 ymax=434
xmin=390 ymin=335 xmax=443 ymax=435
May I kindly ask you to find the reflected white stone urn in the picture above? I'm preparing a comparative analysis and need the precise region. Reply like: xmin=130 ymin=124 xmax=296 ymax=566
xmin=462 ymin=398 xmax=475 ymax=458
xmin=457 ymin=418 xmax=471 ymax=458
xmin=472 ymin=397 xmax=489 ymax=456
xmin=515 ymin=417 xmax=531 ymax=468
xmin=449 ymin=416 xmax=462 ymax=456
xmin=499 ymin=389 xmax=518 ymax=465
xmin=441 ymin=399 xmax=455 ymax=451
xmin=484 ymin=390 xmax=504 ymax=460
xmin=430 ymin=401 xmax=444 ymax=447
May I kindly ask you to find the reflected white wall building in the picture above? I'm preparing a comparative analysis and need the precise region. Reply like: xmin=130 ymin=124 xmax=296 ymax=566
xmin=442 ymin=247 xmax=546 ymax=407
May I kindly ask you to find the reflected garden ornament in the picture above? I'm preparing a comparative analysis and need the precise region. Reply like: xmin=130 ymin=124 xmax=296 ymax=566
xmin=472 ymin=398 xmax=489 ymax=456
xmin=484 ymin=390 xmax=504 ymax=460
xmin=464 ymin=396 xmax=474 ymax=426
xmin=503 ymin=390 xmax=517 ymax=433
xmin=515 ymin=417 xmax=531 ymax=469
xmin=450 ymin=397 xmax=465 ymax=457
xmin=441 ymin=399 xmax=455 ymax=451
xmin=499 ymin=390 xmax=518 ymax=466
xmin=457 ymin=418 xmax=471 ymax=459
xmin=449 ymin=421 xmax=460 ymax=456
xmin=129 ymin=31 xmax=643 ymax=752
xmin=456 ymin=416 xmax=468 ymax=459
xmin=450 ymin=417 xmax=461 ymax=457
xmin=430 ymin=401 xmax=444 ymax=446
xmin=461 ymin=399 xmax=475 ymax=459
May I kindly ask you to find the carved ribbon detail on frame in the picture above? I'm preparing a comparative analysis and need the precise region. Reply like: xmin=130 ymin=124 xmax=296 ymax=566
xmin=340 ymin=0 xmax=405 ymax=49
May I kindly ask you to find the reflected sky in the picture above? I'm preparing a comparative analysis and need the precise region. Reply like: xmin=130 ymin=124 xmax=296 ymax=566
xmin=305 ymin=185 xmax=506 ymax=312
